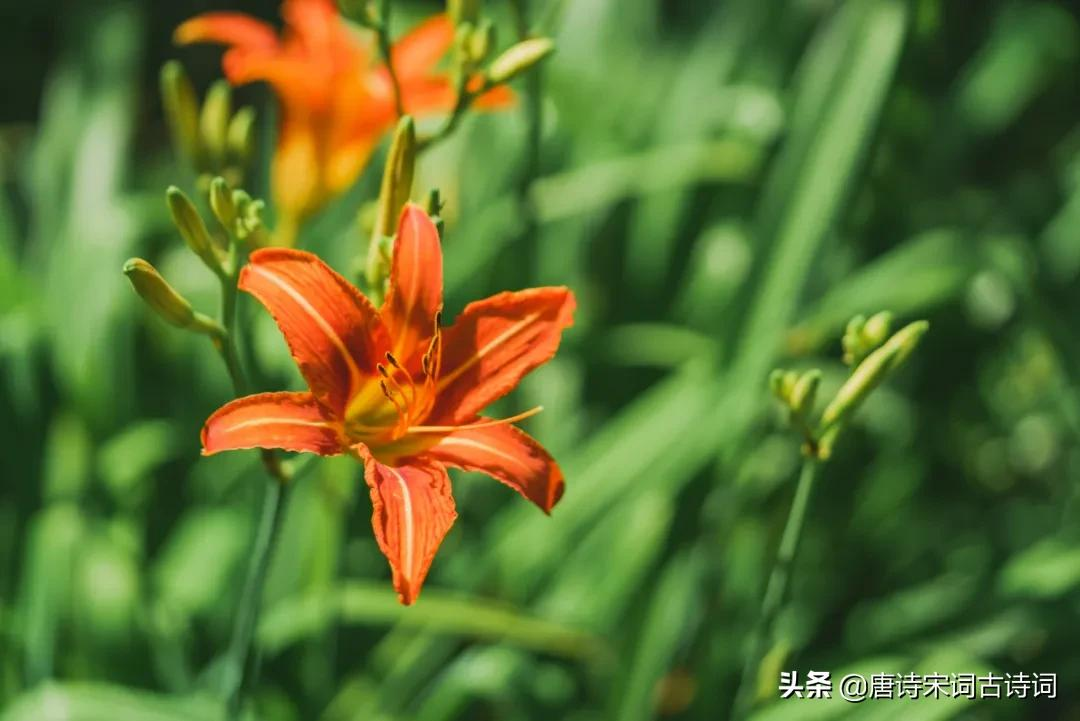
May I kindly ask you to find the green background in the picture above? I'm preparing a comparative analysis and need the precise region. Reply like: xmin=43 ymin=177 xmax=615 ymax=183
xmin=2 ymin=0 xmax=1080 ymax=718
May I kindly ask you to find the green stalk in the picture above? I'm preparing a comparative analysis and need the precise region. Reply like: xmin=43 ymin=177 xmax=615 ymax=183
xmin=732 ymin=459 xmax=820 ymax=719
xmin=215 ymin=280 xmax=247 ymax=395
xmin=511 ymin=0 xmax=542 ymax=277
xmin=211 ymin=264 xmax=291 ymax=718
xmin=225 ymin=479 xmax=288 ymax=718
xmin=375 ymin=0 xmax=405 ymax=118
xmin=416 ymin=73 xmax=474 ymax=152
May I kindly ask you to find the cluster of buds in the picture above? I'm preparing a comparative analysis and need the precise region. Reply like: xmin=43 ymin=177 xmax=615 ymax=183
xmin=209 ymin=178 xmax=268 ymax=248
xmin=842 ymin=311 xmax=894 ymax=367
xmin=771 ymin=312 xmax=929 ymax=460
xmin=124 ymin=177 xmax=267 ymax=335
xmin=447 ymin=0 xmax=554 ymax=87
xmin=161 ymin=61 xmax=256 ymax=191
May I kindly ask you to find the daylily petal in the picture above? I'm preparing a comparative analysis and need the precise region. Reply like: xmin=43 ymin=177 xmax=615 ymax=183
xmin=174 ymin=12 xmax=280 ymax=52
xmin=392 ymin=14 xmax=454 ymax=81
xmin=240 ymin=249 xmax=391 ymax=415
xmin=202 ymin=391 xmax=343 ymax=455
xmin=426 ymin=422 xmax=565 ymax=513
xmin=381 ymin=204 xmax=443 ymax=366
xmin=282 ymin=0 xmax=343 ymax=52
xmin=323 ymin=135 xmax=379 ymax=197
xmin=271 ymin=117 xmax=325 ymax=223
xmin=393 ymin=75 xmax=514 ymax=118
xmin=223 ymin=50 xmax=325 ymax=109
xmin=433 ymin=287 xmax=576 ymax=423
xmin=358 ymin=449 xmax=457 ymax=605
xmin=472 ymin=82 xmax=516 ymax=110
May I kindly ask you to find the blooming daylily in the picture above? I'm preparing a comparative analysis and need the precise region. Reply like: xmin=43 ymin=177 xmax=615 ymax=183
xmin=201 ymin=205 xmax=575 ymax=604
xmin=176 ymin=0 xmax=512 ymax=241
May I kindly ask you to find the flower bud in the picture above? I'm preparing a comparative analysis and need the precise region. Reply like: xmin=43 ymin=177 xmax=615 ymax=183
xmin=467 ymin=21 xmax=495 ymax=64
xmin=486 ymin=37 xmax=555 ymax=85
xmin=166 ymin=186 xmax=223 ymax=275
xmin=123 ymin=258 xmax=196 ymax=328
xmin=821 ymin=320 xmax=929 ymax=430
xmin=454 ymin=22 xmax=476 ymax=71
xmin=768 ymin=369 xmax=787 ymax=399
xmin=209 ymin=176 xmax=237 ymax=232
xmin=448 ymin=0 xmax=480 ymax=25
xmin=842 ymin=311 xmax=894 ymax=367
xmin=862 ymin=311 xmax=893 ymax=348
xmin=241 ymin=198 xmax=267 ymax=245
xmin=227 ymin=106 xmax=256 ymax=167
xmin=789 ymin=370 xmax=821 ymax=416
xmin=199 ymin=80 xmax=232 ymax=169
xmin=367 ymin=116 xmax=416 ymax=296
xmin=160 ymin=61 xmax=201 ymax=167
xmin=841 ymin=314 xmax=866 ymax=366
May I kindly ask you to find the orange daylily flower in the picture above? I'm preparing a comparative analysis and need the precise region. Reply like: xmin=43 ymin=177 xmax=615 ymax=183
xmin=176 ymin=0 xmax=512 ymax=240
xmin=201 ymin=205 xmax=575 ymax=604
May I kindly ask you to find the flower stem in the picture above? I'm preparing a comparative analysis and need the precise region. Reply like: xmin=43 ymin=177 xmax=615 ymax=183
xmin=510 ymin=0 xmax=542 ymax=275
xmin=732 ymin=458 xmax=820 ymax=719
xmin=224 ymin=477 xmax=288 ymax=719
xmin=375 ymin=0 xmax=405 ymax=118
xmin=211 ymin=264 xmax=292 ymax=718
xmin=417 ymin=73 xmax=475 ymax=152
xmin=216 ymin=281 xmax=247 ymax=394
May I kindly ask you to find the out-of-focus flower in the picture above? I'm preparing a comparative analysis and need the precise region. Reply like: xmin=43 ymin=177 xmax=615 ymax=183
xmin=201 ymin=205 xmax=574 ymax=604
xmin=176 ymin=0 xmax=512 ymax=243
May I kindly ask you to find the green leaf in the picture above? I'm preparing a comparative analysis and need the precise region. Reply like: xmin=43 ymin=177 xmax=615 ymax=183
xmin=1 ymin=683 xmax=224 ymax=721
xmin=998 ymin=538 xmax=1080 ymax=599
xmin=258 ymin=582 xmax=604 ymax=662
xmin=611 ymin=551 xmax=703 ymax=721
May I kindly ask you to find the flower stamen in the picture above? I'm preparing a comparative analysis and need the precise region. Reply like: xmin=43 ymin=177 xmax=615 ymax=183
xmin=384 ymin=351 xmax=418 ymax=407
xmin=379 ymin=378 xmax=409 ymax=435
xmin=407 ymin=406 xmax=544 ymax=434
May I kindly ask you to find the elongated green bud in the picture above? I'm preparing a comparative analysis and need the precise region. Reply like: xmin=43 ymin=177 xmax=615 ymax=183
xmin=241 ymin=198 xmax=268 ymax=246
xmin=448 ymin=0 xmax=480 ymax=25
xmin=200 ymin=80 xmax=232 ymax=168
xmin=160 ymin=61 xmax=201 ymax=167
xmin=123 ymin=258 xmax=196 ymax=328
xmin=227 ymin=106 xmax=256 ymax=166
xmin=209 ymin=176 xmax=237 ymax=232
xmin=821 ymin=320 xmax=930 ymax=430
xmin=769 ymin=369 xmax=787 ymax=399
xmin=454 ymin=22 xmax=476 ymax=73
xmin=374 ymin=116 xmax=416 ymax=239
xmin=862 ymin=311 xmax=892 ymax=348
xmin=123 ymin=259 xmax=222 ymax=336
xmin=366 ymin=116 xmax=416 ymax=296
xmin=166 ymin=186 xmax=223 ymax=275
xmin=841 ymin=314 xmax=866 ymax=366
xmin=467 ymin=20 xmax=494 ymax=65
xmin=789 ymin=370 xmax=821 ymax=416
xmin=842 ymin=311 xmax=894 ymax=367
xmin=486 ymin=38 xmax=555 ymax=85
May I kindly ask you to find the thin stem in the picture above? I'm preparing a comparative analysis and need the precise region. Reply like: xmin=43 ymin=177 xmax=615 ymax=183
xmin=509 ymin=0 xmax=542 ymax=282
xmin=376 ymin=0 xmax=405 ymax=118
xmin=211 ymin=263 xmax=291 ymax=719
xmin=225 ymin=477 xmax=289 ymax=719
xmin=732 ymin=459 xmax=820 ymax=719
xmin=216 ymin=280 xmax=247 ymax=394
xmin=417 ymin=74 xmax=476 ymax=152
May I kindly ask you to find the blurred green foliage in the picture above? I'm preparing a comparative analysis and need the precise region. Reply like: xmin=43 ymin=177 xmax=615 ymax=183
xmin=2 ymin=0 xmax=1080 ymax=719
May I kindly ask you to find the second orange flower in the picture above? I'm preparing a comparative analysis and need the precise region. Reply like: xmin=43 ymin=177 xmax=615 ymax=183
xmin=176 ymin=0 xmax=512 ymax=242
